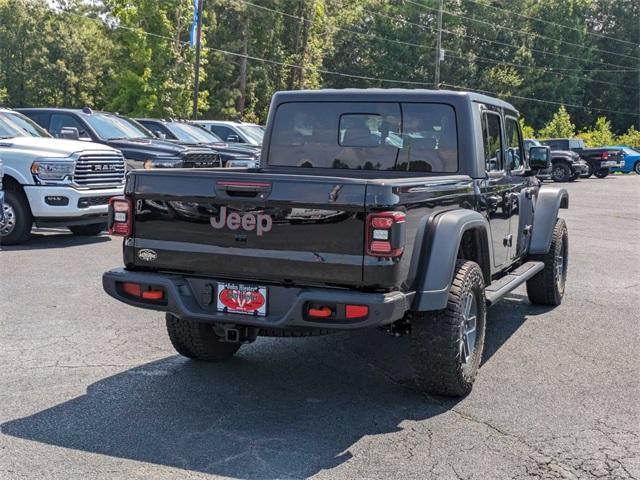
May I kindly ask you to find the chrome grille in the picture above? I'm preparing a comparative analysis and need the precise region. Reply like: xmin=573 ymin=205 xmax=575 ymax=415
xmin=74 ymin=152 xmax=125 ymax=188
xmin=182 ymin=152 xmax=221 ymax=168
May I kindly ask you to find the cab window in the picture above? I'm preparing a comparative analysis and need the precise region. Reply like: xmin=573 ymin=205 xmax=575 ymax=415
xmin=505 ymin=117 xmax=524 ymax=172
xmin=481 ymin=112 xmax=503 ymax=173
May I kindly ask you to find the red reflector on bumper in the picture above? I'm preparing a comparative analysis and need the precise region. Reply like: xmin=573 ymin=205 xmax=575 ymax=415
xmin=142 ymin=289 xmax=164 ymax=300
xmin=122 ymin=282 xmax=141 ymax=297
xmin=308 ymin=306 xmax=333 ymax=318
xmin=346 ymin=305 xmax=369 ymax=319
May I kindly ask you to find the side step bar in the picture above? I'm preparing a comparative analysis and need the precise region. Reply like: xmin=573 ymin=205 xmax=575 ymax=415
xmin=485 ymin=261 xmax=544 ymax=306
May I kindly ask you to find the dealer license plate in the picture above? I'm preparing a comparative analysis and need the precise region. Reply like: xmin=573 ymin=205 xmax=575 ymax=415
xmin=217 ymin=283 xmax=267 ymax=316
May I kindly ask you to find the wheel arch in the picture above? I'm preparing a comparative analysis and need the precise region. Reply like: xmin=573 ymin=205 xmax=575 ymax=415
xmin=3 ymin=166 xmax=31 ymax=187
xmin=529 ymin=186 xmax=568 ymax=255
xmin=413 ymin=209 xmax=492 ymax=312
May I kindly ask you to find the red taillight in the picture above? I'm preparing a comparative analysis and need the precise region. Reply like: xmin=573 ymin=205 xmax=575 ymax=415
xmin=601 ymin=151 xmax=609 ymax=160
xmin=366 ymin=211 xmax=406 ymax=257
xmin=108 ymin=196 xmax=132 ymax=237
xmin=346 ymin=305 xmax=368 ymax=319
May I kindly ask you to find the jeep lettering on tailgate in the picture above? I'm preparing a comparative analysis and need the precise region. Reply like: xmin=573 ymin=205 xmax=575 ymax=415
xmin=210 ymin=206 xmax=273 ymax=236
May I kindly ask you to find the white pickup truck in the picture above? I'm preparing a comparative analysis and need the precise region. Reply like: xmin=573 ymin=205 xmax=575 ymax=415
xmin=0 ymin=108 xmax=125 ymax=244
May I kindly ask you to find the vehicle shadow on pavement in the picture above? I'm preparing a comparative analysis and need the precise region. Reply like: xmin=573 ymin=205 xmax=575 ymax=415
xmin=0 ymin=230 xmax=111 ymax=251
xmin=1 ymin=299 xmax=547 ymax=478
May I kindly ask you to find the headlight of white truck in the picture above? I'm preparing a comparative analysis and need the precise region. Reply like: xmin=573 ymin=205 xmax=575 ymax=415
xmin=31 ymin=159 xmax=75 ymax=181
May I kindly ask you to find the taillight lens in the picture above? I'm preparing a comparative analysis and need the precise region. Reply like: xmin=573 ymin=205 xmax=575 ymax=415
xmin=108 ymin=196 xmax=132 ymax=236
xmin=366 ymin=211 xmax=405 ymax=257
xmin=601 ymin=151 xmax=609 ymax=160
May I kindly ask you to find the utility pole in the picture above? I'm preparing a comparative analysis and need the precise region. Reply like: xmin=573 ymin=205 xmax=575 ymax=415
xmin=434 ymin=0 xmax=444 ymax=89
xmin=192 ymin=0 xmax=204 ymax=120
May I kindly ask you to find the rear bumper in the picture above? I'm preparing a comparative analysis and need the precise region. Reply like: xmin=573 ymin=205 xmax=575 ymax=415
xmin=102 ymin=268 xmax=412 ymax=330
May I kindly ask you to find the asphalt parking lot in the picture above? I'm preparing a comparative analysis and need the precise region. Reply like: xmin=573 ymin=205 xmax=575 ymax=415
xmin=1 ymin=175 xmax=639 ymax=480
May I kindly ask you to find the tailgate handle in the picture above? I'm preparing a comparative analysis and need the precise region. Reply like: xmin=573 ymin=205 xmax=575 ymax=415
xmin=216 ymin=181 xmax=272 ymax=198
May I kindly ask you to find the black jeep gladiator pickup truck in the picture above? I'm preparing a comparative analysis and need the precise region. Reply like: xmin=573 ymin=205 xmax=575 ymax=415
xmin=103 ymin=89 xmax=569 ymax=397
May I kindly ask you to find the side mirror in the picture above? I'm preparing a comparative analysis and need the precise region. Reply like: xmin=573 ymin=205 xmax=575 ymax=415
xmin=60 ymin=127 xmax=79 ymax=140
xmin=529 ymin=145 xmax=551 ymax=172
xmin=226 ymin=134 xmax=240 ymax=143
xmin=155 ymin=130 xmax=167 ymax=140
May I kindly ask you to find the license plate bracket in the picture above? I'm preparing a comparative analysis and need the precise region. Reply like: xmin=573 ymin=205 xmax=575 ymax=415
xmin=216 ymin=283 xmax=267 ymax=316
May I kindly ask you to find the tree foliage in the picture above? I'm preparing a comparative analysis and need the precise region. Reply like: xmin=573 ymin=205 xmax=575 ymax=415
xmin=538 ymin=106 xmax=576 ymax=139
xmin=0 ymin=0 xmax=637 ymax=135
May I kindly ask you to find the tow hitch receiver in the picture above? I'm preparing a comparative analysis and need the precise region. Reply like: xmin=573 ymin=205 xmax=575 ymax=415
xmin=213 ymin=324 xmax=259 ymax=343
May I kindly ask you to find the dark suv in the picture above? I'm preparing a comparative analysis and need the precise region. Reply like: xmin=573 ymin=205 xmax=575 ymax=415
xmin=136 ymin=118 xmax=260 ymax=168
xmin=17 ymin=108 xmax=220 ymax=170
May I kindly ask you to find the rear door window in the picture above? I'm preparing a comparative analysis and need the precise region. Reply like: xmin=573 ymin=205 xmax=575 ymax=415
xmin=268 ymin=102 xmax=458 ymax=172
xmin=481 ymin=112 xmax=503 ymax=172
xmin=505 ymin=117 xmax=524 ymax=172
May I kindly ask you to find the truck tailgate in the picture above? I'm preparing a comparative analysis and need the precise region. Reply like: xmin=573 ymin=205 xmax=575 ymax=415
xmin=129 ymin=170 xmax=367 ymax=286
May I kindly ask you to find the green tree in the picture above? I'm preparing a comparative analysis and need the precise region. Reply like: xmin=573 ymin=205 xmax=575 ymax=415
xmin=104 ymin=0 xmax=206 ymax=117
xmin=578 ymin=117 xmax=616 ymax=147
xmin=519 ymin=118 xmax=535 ymax=139
xmin=618 ymin=126 xmax=640 ymax=147
xmin=538 ymin=106 xmax=576 ymax=139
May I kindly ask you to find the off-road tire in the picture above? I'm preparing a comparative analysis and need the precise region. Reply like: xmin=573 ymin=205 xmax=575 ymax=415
xmin=68 ymin=223 xmax=106 ymax=236
xmin=166 ymin=314 xmax=241 ymax=361
xmin=0 ymin=188 xmax=33 ymax=245
xmin=551 ymin=163 xmax=572 ymax=182
xmin=526 ymin=218 xmax=568 ymax=306
xmin=594 ymin=169 xmax=609 ymax=179
xmin=410 ymin=260 xmax=487 ymax=397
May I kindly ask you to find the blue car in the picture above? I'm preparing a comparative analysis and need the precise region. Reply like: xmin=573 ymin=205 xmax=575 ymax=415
xmin=607 ymin=146 xmax=640 ymax=174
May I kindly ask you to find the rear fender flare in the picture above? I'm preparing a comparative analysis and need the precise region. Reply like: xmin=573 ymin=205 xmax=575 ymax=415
xmin=413 ymin=209 xmax=491 ymax=311
xmin=529 ymin=186 xmax=568 ymax=254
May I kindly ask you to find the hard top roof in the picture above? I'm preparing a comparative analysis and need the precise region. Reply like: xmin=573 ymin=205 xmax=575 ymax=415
xmin=271 ymin=88 xmax=517 ymax=112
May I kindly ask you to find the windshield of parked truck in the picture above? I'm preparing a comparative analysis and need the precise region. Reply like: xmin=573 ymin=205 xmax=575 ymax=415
xmin=0 ymin=111 xmax=51 ymax=138
xmin=167 ymin=122 xmax=223 ymax=143
xmin=269 ymin=102 xmax=458 ymax=172
xmin=84 ymin=113 xmax=152 ymax=141
xmin=238 ymin=124 xmax=264 ymax=145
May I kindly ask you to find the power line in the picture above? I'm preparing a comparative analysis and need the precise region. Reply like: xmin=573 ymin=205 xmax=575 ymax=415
xmin=362 ymin=8 xmax=639 ymax=72
xmin=462 ymin=0 xmax=640 ymax=48
xmin=66 ymin=11 xmax=638 ymax=118
xmin=441 ymin=82 xmax=639 ymax=117
xmin=244 ymin=1 xmax=635 ymax=90
xmin=406 ymin=0 xmax=640 ymax=63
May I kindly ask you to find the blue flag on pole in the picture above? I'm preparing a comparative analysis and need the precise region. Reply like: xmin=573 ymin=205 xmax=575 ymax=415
xmin=189 ymin=0 xmax=199 ymax=47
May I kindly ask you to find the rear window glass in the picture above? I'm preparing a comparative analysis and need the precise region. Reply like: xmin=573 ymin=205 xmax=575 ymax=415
xmin=268 ymin=102 xmax=458 ymax=172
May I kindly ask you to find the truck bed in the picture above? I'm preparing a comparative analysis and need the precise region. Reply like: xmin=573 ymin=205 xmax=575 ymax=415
xmin=123 ymin=168 xmax=474 ymax=290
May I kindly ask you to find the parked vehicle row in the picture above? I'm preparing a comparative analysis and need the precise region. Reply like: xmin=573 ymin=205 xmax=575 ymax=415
xmin=0 ymin=107 xmax=266 ymax=244
xmin=103 ymin=89 xmax=570 ymax=398
xmin=542 ymin=138 xmax=625 ymax=179
xmin=0 ymin=108 xmax=125 ymax=244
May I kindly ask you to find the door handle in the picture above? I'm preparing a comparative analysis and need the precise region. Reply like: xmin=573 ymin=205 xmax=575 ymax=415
xmin=503 ymin=234 xmax=513 ymax=247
